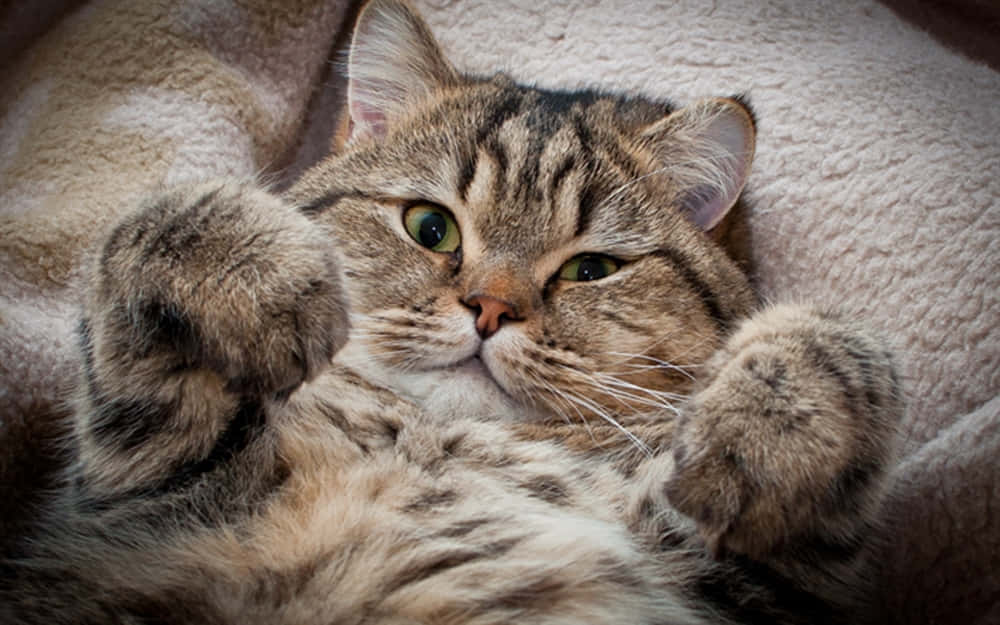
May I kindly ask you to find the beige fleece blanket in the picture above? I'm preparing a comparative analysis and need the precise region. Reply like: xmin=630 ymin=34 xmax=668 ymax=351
xmin=1 ymin=0 xmax=997 ymax=622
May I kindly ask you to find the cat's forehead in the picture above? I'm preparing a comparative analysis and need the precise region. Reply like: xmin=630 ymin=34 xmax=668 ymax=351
xmin=433 ymin=82 xmax=678 ymax=261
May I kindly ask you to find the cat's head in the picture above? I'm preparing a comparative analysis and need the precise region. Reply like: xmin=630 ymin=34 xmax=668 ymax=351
xmin=289 ymin=0 xmax=757 ymax=427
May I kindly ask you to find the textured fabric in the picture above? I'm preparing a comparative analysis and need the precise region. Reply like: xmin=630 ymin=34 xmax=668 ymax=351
xmin=1 ymin=0 xmax=997 ymax=622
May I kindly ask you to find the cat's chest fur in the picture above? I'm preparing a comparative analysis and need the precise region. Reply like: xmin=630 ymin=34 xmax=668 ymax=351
xmin=228 ymin=365 xmax=695 ymax=623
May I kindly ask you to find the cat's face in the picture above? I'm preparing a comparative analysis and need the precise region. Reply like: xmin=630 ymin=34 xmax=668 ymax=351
xmin=289 ymin=0 xmax=756 ymax=425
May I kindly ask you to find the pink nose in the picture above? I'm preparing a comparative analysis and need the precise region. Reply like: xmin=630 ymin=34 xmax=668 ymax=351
xmin=464 ymin=295 xmax=518 ymax=339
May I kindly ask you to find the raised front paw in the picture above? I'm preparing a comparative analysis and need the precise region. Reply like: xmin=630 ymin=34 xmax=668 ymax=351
xmin=664 ymin=304 xmax=901 ymax=558
xmin=93 ymin=180 xmax=348 ymax=396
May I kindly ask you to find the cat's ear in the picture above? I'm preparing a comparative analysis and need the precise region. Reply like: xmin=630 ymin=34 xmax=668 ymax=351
xmin=346 ymin=0 xmax=459 ymax=142
xmin=641 ymin=97 xmax=755 ymax=231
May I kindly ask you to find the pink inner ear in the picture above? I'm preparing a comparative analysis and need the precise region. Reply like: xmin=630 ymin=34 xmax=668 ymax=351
xmin=685 ymin=170 xmax=744 ymax=231
xmin=349 ymin=92 xmax=388 ymax=140
xmin=686 ymin=187 xmax=726 ymax=231
xmin=684 ymin=107 xmax=754 ymax=231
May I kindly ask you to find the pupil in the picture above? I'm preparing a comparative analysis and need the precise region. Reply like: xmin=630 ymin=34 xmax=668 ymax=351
xmin=578 ymin=257 xmax=607 ymax=281
xmin=418 ymin=212 xmax=446 ymax=248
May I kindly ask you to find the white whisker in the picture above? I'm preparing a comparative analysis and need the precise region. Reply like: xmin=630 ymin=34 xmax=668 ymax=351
xmin=604 ymin=351 xmax=700 ymax=382
xmin=539 ymin=361 xmax=652 ymax=452
xmin=531 ymin=372 xmax=595 ymax=432
xmin=559 ymin=388 xmax=652 ymax=456
xmin=591 ymin=374 xmax=686 ymax=416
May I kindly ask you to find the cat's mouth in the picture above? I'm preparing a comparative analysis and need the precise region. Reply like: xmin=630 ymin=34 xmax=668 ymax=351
xmin=336 ymin=338 xmax=539 ymax=420
xmin=446 ymin=354 xmax=523 ymax=405
xmin=450 ymin=355 xmax=502 ymax=388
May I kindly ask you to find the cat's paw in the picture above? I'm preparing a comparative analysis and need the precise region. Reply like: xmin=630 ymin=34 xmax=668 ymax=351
xmin=664 ymin=304 xmax=901 ymax=559
xmin=95 ymin=180 xmax=348 ymax=396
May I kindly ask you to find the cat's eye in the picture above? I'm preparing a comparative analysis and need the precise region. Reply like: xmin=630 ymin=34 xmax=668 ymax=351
xmin=558 ymin=254 xmax=621 ymax=282
xmin=403 ymin=203 xmax=461 ymax=253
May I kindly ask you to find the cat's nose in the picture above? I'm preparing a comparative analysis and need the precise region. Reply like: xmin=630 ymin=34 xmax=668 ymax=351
xmin=463 ymin=295 xmax=518 ymax=339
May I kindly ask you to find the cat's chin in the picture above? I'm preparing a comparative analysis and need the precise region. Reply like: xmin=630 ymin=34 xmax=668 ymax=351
xmin=333 ymin=341 xmax=548 ymax=422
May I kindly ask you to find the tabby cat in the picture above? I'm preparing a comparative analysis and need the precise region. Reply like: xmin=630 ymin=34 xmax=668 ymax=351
xmin=1 ymin=1 xmax=902 ymax=623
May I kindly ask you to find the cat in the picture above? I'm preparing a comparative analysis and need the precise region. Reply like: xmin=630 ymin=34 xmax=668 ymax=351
xmin=0 ymin=0 xmax=902 ymax=623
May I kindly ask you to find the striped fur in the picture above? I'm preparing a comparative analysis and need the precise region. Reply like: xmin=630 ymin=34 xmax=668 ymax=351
xmin=2 ymin=1 xmax=902 ymax=623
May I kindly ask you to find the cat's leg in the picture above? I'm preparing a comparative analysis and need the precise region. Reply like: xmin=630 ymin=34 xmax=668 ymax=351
xmin=662 ymin=303 xmax=902 ymax=617
xmin=72 ymin=180 xmax=347 ymax=496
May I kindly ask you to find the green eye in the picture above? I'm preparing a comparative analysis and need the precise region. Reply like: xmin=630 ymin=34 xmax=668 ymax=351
xmin=558 ymin=254 xmax=621 ymax=282
xmin=403 ymin=203 xmax=461 ymax=253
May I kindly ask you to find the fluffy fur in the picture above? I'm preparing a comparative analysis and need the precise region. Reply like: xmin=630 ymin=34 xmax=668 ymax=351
xmin=1 ymin=1 xmax=903 ymax=623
